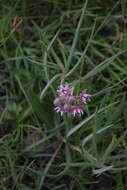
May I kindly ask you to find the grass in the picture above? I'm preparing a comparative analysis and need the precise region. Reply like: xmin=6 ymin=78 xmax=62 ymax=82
xmin=0 ymin=0 xmax=127 ymax=189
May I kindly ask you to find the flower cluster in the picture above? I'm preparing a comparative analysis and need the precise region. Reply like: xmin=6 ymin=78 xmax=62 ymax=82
xmin=53 ymin=84 xmax=91 ymax=116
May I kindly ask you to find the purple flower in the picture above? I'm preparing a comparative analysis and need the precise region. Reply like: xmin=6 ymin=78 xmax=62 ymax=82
xmin=53 ymin=95 xmax=68 ymax=105
xmin=54 ymin=106 xmax=65 ymax=116
xmin=63 ymin=104 xmax=71 ymax=112
xmin=80 ymin=92 xmax=91 ymax=104
xmin=67 ymin=96 xmax=76 ymax=104
xmin=53 ymin=84 xmax=91 ymax=116
xmin=53 ymin=98 xmax=61 ymax=105
xmin=71 ymin=106 xmax=83 ymax=116
xmin=57 ymin=85 xmax=72 ymax=96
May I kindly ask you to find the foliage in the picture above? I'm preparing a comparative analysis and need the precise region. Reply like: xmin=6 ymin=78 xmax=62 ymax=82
xmin=0 ymin=0 xmax=127 ymax=189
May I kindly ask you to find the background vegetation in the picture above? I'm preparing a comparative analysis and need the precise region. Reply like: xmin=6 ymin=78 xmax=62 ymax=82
xmin=0 ymin=0 xmax=127 ymax=189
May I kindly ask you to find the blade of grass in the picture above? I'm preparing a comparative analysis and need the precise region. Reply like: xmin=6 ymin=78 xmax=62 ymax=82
xmin=38 ymin=141 xmax=63 ymax=190
xmin=40 ymin=73 xmax=61 ymax=100
xmin=94 ymin=0 xmax=120 ymax=37
xmin=106 ymin=94 xmax=127 ymax=125
xmin=67 ymin=102 xmax=118 ymax=138
xmin=93 ymin=165 xmax=113 ymax=175
xmin=93 ymin=77 xmax=127 ymax=97
xmin=66 ymin=0 xmax=88 ymax=71
xmin=83 ymin=49 xmax=127 ymax=81
xmin=82 ymin=124 xmax=113 ymax=148
xmin=102 ymin=129 xmax=127 ymax=164
xmin=43 ymin=29 xmax=60 ymax=82
xmin=66 ymin=17 xmax=96 ymax=78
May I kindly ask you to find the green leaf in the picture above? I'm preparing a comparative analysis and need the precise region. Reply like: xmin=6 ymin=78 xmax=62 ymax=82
xmin=102 ymin=129 xmax=127 ymax=163
xmin=83 ymin=49 xmax=127 ymax=81
xmin=106 ymin=94 xmax=127 ymax=125
xmin=67 ymin=101 xmax=118 ymax=138
xmin=102 ymin=135 xmax=117 ymax=164
xmin=28 ymin=90 xmax=54 ymax=128
xmin=66 ymin=0 xmax=88 ymax=70
xmin=82 ymin=124 xmax=113 ymax=148
xmin=93 ymin=165 xmax=113 ymax=175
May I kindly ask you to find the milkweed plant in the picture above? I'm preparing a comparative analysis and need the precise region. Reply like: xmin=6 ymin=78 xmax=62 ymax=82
xmin=53 ymin=84 xmax=91 ymax=116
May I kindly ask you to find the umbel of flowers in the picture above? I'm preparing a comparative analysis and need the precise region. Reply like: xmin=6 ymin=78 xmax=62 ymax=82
xmin=53 ymin=84 xmax=91 ymax=116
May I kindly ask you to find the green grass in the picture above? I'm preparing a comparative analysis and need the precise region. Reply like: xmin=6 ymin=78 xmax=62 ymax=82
xmin=0 ymin=0 xmax=127 ymax=189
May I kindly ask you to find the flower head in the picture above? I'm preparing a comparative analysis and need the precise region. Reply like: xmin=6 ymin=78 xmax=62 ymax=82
xmin=54 ymin=106 xmax=65 ymax=116
xmin=80 ymin=92 xmax=91 ymax=104
xmin=67 ymin=96 xmax=76 ymax=104
xmin=71 ymin=106 xmax=83 ymax=116
xmin=53 ymin=97 xmax=61 ymax=105
xmin=63 ymin=104 xmax=71 ymax=112
xmin=57 ymin=84 xmax=72 ymax=96
xmin=53 ymin=84 xmax=91 ymax=116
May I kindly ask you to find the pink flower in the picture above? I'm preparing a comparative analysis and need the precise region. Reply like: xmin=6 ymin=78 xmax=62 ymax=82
xmin=53 ymin=95 xmax=69 ymax=105
xmin=63 ymin=104 xmax=71 ymax=112
xmin=71 ymin=106 xmax=83 ymax=116
xmin=54 ymin=106 xmax=65 ymax=116
xmin=57 ymin=85 xmax=72 ymax=96
xmin=53 ymin=84 xmax=91 ymax=116
xmin=53 ymin=98 xmax=61 ymax=105
xmin=67 ymin=96 xmax=76 ymax=104
xmin=80 ymin=92 xmax=91 ymax=104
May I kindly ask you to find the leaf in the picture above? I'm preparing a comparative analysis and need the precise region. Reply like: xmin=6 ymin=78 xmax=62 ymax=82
xmin=106 ymin=94 xmax=127 ymax=125
xmin=67 ymin=101 xmax=118 ymax=138
xmin=82 ymin=124 xmax=113 ymax=148
xmin=102 ymin=135 xmax=117 ymax=164
xmin=102 ymin=130 xmax=127 ymax=163
xmin=40 ymin=74 xmax=60 ymax=100
xmin=83 ymin=49 xmax=127 ymax=81
xmin=66 ymin=0 xmax=88 ymax=70
xmin=28 ymin=89 xmax=54 ymax=129
xmin=38 ymin=141 xmax=62 ymax=190
xmin=18 ymin=107 xmax=32 ymax=122
xmin=93 ymin=165 xmax=113 ymax=175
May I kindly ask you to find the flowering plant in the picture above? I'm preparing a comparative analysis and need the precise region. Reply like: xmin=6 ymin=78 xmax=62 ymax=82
xmin=53 ymin=84 xmax=91 ymax=116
